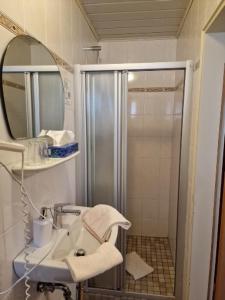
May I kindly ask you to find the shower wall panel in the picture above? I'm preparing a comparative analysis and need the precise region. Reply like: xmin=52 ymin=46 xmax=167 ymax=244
xmin=168 ymin=71 xmax=184 ymax=263
xmin=127 ymin=71 xmax=176 ymax=237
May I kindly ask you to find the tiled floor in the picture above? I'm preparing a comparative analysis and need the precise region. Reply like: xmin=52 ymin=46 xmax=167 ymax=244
xmin=125 ymin=235 xmax=175 ymax=296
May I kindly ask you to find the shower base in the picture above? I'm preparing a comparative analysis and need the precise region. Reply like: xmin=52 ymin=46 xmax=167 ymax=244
xmin=83 ymin=235 xmax=175 ymax=300
xmin=125 ymin=235 xmax=175 ymax=297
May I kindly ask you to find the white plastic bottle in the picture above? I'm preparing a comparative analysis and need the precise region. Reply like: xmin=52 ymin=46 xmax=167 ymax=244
xmin=33 ymin=207 xmax=52 ymax=247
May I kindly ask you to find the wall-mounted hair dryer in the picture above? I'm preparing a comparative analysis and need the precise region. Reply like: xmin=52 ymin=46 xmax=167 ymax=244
xmin=0 ymin=140 xmax=25 ymax=153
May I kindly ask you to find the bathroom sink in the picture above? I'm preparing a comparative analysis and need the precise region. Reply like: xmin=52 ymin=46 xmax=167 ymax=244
xmin=14 ymin=206 xmax=118 ymax=283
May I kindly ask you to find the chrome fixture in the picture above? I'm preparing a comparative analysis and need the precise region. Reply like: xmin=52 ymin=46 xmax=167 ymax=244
xmin=82 ymin=46 xmax=102 ymax=64
xmin=53 ymin=203 xmax=81 ymax=227
xmin=37 ymin=282 xmax=74 ymax=300
xmin=82 ymin=46 xmax=101 ymax=51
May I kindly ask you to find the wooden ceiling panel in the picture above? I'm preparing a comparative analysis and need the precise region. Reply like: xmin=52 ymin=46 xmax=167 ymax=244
xmin=100 ymin=31 xmax=177 ymax=39
xmin=78 ymin=0 xmax=190 ymax=39
xmin=98 ymin=25 xmax=178 ymax=35
xmin=83 ymin=0 xmax=181 ymax=3
xmin=84 ymin=1 xmax=188 ymax=14
xmin=94 ymin=18 xmax=181 ymax=29
xmin=90 ymin=9 xmax=185 ymax=22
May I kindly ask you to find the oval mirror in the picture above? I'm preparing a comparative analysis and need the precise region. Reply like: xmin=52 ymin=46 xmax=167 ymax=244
xmin=0 ymin=35 xmax=64 ymax=139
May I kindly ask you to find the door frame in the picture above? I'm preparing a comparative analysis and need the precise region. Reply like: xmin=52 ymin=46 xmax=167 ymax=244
xmin=214 ymin=87 xmax=225 ymax=298
xmin=76 ymin=61 xmax=194 ymax=300
xmin=186 ymin=3 xmax=225 ymax=297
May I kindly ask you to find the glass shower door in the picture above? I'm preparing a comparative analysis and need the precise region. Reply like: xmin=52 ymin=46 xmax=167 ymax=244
xmin=85 ymin=71 xmax=125 ymax=290
xmin=86 ymin=72 xmax=118 ymax=209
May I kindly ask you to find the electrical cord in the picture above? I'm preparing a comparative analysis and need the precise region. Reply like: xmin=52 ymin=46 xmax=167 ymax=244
xmin=0 ymin=156 xmax=61 ymax=298
xmin=20 ymin=152 xmax=31 ymax=300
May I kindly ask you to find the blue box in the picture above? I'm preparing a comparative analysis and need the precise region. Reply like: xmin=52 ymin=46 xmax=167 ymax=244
xmin=48 ymin=143 xmax=79 ymax=158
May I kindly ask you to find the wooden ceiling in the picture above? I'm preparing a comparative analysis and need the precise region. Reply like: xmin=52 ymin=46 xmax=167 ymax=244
xmin=78 ymin=0 xmax=190 ymax=40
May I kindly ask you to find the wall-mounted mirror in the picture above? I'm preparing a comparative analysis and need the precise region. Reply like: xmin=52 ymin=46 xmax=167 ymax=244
xmin=0 ymin=35 xmax=64 ymax=139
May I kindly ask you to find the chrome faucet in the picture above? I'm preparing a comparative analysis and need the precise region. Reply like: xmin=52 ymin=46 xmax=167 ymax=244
xmin=53 ymin=203 xmax=81 ymax=228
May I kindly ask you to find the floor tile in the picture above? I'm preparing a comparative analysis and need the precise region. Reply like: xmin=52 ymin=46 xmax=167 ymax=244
xmin=125 ymin=235 xmax=175 ymax=296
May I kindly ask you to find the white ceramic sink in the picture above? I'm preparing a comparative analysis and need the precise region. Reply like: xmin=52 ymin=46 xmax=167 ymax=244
xmin=14 ymin=206 xmax=118 ymax=283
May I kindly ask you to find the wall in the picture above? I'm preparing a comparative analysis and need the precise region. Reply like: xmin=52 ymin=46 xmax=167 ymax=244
xmin=176 ymin=0 xmax=225 ymax=299
xmin=127 ymin=70 xmax=177 ymax=238
xmin=99 ymin=38 xmax=177 ymax=63
xmin=99 ymin=39 xmax=183 ymax=241
xmin=0 ymin=1 xmax=97 ymax=300
xmin=191 ymin=32 xmax=225 ymax=300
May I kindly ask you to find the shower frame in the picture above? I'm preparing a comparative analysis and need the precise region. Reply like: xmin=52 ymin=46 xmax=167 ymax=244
xmin=76 ymin=61 xmax=193 ymax=300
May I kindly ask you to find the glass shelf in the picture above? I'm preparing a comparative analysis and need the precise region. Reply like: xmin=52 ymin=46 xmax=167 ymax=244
xmin=12 ymin=151 xmax=80 ymax=175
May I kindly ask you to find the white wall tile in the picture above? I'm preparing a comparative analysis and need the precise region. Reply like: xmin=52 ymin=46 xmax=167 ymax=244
xmin=143 ymin=116 xmax=162 ymax=137
xmin=128 ymin=93 xmax=144 ymax=115
xmin=100 ymin=41 xmax=128 ymax=63
xmin=142 ymin=198 xmax=159 ymax=220
xmin=125 ymin=51 xmax=178 ymax=238
xmin=141 ymin=158 xmax=160 ymax=199
xmin=0 ymin=1 xmax=97 ymax=298
xmin=127 ymin=198 xmax=142 ymax=220
xmin=128 ymin=137 xmax=161 ymax=159
xmin=160 ymin=137 xmax=172 ymax=158
xmin=161 ymin=116 xmax=174 ymax=137
xmin=128 ymin=115 xmax=143 ymax=137
xmin=100 ymin=38 xmax=177 ymax=64
xmin=0 ymin=27 xmax=14 ymax=61
xmin=141 ymin=218 xmax=158 ymax=236
xmin=59 ymin=0 xmax=73 ymax=64
xmin=128 ymin=219 xmax=142 ymax=236
xmin=141 ymin=137 xmax=161 ymax=158
xmin=144 ymin=93 xmax=163 ymax=116
xmin=2 ymin=222 xmax=24 ymax=293
xmin=127 ymin=157 xmax=144 ymax=198
xmin=157 ymin=218 xmax=169 ymax=237
xmin=127 ymin=138 xmax=143 ymax=158
xmin=45 ymin=0 xmax=62 ymax=56
xmin=24 ymin=0 xmax=46 ymax=43
xmin=0 ymin=0 xmax=25 ymax=29
xmin=0 ymin=177 xmax=21 ymax=233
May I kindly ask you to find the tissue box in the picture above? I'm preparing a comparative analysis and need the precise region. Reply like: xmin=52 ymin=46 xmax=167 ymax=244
xmin=48 ymin=143 xmax=78 ymax=158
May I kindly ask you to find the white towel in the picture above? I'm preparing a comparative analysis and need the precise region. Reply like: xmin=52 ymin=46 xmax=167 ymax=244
xmin=126 ymin=252 xmax=154 ymax=280
xmin=64 ymin=242 xmax=123 ymax=282
xmin=39 ymin=130 xmax=75 ymax=146
xmin=82 ymin=204 xmax=131 ymax=242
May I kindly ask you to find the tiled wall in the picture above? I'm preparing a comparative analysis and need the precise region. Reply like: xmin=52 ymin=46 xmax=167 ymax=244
xmin=99 ymin=38 xmax=177 ymax=63
xmin=127 ymin=70 xmax=176 ymax=238
xmin=176 ymin=0 xmax=224 ymax=299
xmin=99 ymin=38 xmax=180 ymax=239
xmin=0 ymin=1 xmax=97 ymax=300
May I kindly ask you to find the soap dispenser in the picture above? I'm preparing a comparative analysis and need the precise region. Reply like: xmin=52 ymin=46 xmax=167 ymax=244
xmin=33 ymin=207 xmax=52 ymax=247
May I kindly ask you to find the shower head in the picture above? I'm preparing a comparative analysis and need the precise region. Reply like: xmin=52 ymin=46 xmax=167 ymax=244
xmin=83 ymin=46 xmax=102 ymax=51
xmin=0 ymin=140 xmax=25 ymax=153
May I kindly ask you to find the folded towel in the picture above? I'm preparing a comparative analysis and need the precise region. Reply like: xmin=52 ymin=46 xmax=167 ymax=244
xmin=82 ymin=204 xmax=131 ymax=242
xmin=64 ymin=242 xmax=123 ymax=282
xmin=39 ymin=130 xmax=75 ymax=146
xmin=126 ymin=252 xmax=154 ymax=280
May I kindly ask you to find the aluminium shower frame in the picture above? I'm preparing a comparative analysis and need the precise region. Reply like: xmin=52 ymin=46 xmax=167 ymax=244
xmin=77 ymin=61 xmax=193 ymax=300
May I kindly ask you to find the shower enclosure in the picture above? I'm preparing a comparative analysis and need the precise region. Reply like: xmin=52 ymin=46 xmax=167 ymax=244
xmin=78 ymin=61 xmax=193 ymax=300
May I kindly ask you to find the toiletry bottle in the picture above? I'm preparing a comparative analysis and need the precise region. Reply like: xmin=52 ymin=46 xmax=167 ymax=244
xmin=33 ymin=207 xmax=52 ymax=247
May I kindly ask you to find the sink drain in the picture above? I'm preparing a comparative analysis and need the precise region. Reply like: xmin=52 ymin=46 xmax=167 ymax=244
xmin=75 ymin=248 xmax=86 ymax=257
